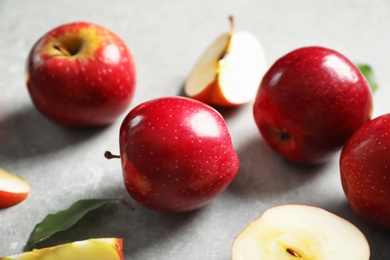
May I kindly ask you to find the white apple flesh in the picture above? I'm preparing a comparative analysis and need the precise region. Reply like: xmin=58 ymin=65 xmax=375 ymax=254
xmin=232 ymin=204 xmax=370 ymax=260
xmin=0 ymin=169 xmax=30 ymax=208
xmin=185 ymin=16 xmax=267 ymax=106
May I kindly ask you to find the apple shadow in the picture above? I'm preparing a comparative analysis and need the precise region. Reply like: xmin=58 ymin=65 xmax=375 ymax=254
xmin=0 ymin=105 xmax=111 ymax=160
xmin=212 ymin=103 xmax=249 ymax=121
xmin=227 ymin=136 xmax=328 ymax=199
xmin=25 ymin=198 xmax=203 ymax=258
xmin=321 ymin=200 xmax=390 ymax=260
xmin=177 ymin=82 xmax=187 ymax=98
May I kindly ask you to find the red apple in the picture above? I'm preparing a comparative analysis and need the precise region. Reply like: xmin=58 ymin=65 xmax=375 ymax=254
xmin=0 ymin=168 xmax=30 ymax=208
xmin=26 ymin=22 xmax=136 ymax=127
xmin=253 ymin=46 xmax=373 ymax=164
xmin=340 ymin=113 xmax=390 ymax=229
xmin=113 ymin=96 xmax=239 ymax=212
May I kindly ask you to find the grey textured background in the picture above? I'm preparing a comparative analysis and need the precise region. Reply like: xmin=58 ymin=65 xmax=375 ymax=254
xmin=0 ymin=0 xmax=389 ymax=259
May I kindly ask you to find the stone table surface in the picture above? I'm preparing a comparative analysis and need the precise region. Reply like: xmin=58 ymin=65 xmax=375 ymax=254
xmin=0 ymin=0 xmax=389 ymax=259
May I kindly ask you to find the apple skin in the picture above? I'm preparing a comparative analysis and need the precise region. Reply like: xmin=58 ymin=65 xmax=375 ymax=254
xmin=26 ymin=22 xmax=136 ymax=127
xmin=119 ymin=96 xmax=239 ymax=212
xmin=253 ymin=46 xmax=373 ymax=164
xmin=0 ymin=190 xmax=28 ymax=209
xmin=340 ymin=113 xmax=390 ymax=229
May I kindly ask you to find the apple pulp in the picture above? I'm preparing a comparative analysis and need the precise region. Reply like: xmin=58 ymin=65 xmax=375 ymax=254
xmin=232 ymin=204 xmax=370 ymax=260
xmin=0 ymin=238 xmax=123 ymax=260
xmin=253 ymin=46 xmax=373 ymax=164
xmin=119 ymin=97 xmax=239 ymax=212
xmin=26 ymin=22 xmax=136 ymax=127
xmin=340 ymin=113 xmax=390 ymax=229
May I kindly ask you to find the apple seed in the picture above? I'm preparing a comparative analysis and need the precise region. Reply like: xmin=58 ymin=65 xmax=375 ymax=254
xmin=286 ymin=248 xmax=302 ymax=258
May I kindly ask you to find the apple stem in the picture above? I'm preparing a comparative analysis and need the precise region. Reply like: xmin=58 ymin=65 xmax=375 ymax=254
xmin=228 ymin=15 xmax=235 ymax=32
xmin=104 ymin=151 xmax=121 ymax=160
xmin=286 ymin=248 xmax=302 ymax=258
xmin=53 ymin=42 xmax=71 ymax=56
xmin=218 ymin=16 xmax=235 ymax=61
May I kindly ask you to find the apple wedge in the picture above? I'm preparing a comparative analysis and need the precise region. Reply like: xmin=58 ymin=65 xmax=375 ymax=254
xmin=0 ymin=238 xmax=123 ymax=260
xmin=185 ymin=16 xmax=267 ymax=106
xmin=0 ymin=169 xmax=30 ymax=208
xmin=232 ymin=204 xmax=370 ymax=260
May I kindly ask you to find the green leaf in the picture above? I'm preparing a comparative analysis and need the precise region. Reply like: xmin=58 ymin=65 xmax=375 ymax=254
xmin=357 ymin=64 xmax=378 ymax=93
xmin=26 ymin=199 xmax=117 ymax=249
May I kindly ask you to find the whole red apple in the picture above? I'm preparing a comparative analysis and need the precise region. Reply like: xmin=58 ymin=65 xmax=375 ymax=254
xmin=253 ymin=46 xmax=373 ymax=164
xmin=26 ymin=22 xmax=136 ymax=127
xmin=117 ymin=96 xmax=239 ymax=212
xmin=340 ymin=113 xmax=390 ymax=229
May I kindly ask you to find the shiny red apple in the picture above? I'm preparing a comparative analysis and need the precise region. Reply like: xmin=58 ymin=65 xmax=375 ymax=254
xmin=114 ymin=96 xmax=239 ymax=212
xmin=26 ymin=21 xmax=136 ymax=127
xmin=340 ymin=113 xmax=390 ymax=229
xmin=253 ymin=46 xmax=373 ymax=164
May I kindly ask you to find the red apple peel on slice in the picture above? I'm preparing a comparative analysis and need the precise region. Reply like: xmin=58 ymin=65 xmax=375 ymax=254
xmin=0 ymin=168 xmax=30 ymax=208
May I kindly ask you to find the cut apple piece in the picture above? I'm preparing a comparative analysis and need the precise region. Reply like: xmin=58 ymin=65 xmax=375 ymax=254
xmin=0 ymin=238 xmax=123 ymax=260
xmin=185 ymin=16 xmax=267 ymax=106
xmin=0 ymin=168 xmax=30 ymax=208
xmin=232 ymin=204 xmax=370 ymax=260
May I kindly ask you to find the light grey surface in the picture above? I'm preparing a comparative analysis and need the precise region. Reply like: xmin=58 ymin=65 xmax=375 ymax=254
xmin=0 ymin=0 xmax=389 ymax=259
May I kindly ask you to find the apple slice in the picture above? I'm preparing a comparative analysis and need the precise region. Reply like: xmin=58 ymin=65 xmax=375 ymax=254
xmin=185 ymin=16 xmax=267 ymax=106
xmin=0 ymin=238 xmax=123 ymax=260
xmin=0 ymin=169 xmax=30 ymax=208
xmin=232 ymin=204 xmax=370 ymax=260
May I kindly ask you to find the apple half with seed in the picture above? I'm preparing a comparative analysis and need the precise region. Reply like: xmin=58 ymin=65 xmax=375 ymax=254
xmin=184 ymin=16 xmax=267 ymax=106
xmin=0 ymin=238 xmax=123 ymax=260
xmin=232 ymin=205 xmax=370 ymax=260
xmin=0 ymin=169 xmax=30 ymax=208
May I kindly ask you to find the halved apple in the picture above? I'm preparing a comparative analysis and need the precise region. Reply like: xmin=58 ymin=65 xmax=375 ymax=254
xmin=185 ymin=16 xmax=267 ymax=107
xmin=0 ymin=168 xmax=30 ymax=208
xmin=232 ymin=204 xmax=370 ymax=260
xmin=0 ymin=238 xmax=123 ymax=260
